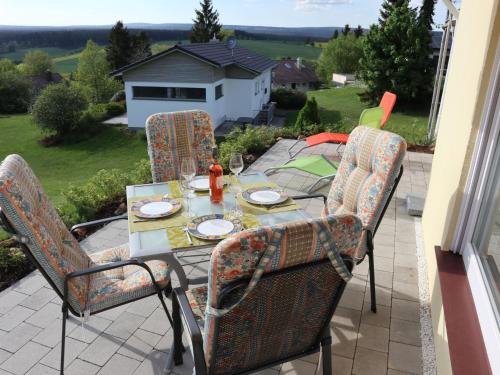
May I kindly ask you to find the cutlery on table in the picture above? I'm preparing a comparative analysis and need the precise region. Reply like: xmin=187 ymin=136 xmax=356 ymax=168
xmin=183 ymin=227 xmax=193 ymax=245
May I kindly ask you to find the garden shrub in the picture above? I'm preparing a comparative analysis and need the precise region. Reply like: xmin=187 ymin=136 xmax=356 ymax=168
xmin=0 ymin=70 xmax=32 ymax=114
xmin=58 ymin=159 xmax=152 ymax=227
xmin=105 ymin=102 xmax=125 ymax=117
xmin=32 ymin=83 xmax=88 ymax=137
xmin=271 ymin=88 xmax=307 ymax=110
xmin=294 ymin=97 xmax=320 ymax=132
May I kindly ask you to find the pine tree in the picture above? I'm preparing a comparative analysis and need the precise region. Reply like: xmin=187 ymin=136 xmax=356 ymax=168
xmin=419 ymin=0 xmax=436 ymax=29
xmin=354 ymin=25 xmax=364 ymax=38
xmin=295 ymin=97 xmax=320 ymax=132
xmin=342 ymin=24 xmax=351 ymax=36
xmin=106 ymin=21 xmax=132 ymax=70
xmin=190 ymin=0 xmax=223 ymax=43
xmin=332 ymin=29 xmax=339 ymax=39
xmin=379 ymin=0 xmax=408 ymax=24
xmin=130 ymin=31 xmax=152 ymax=62
xmin=358 ymin=3 xmax=434 ymax=105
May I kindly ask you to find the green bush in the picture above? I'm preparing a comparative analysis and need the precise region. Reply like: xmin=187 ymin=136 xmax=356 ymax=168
xmin=294 ymin=97 xmax=320 ymax=132
xmin=316 ymin=34 xmax=363 ymax=81
xmin=58 ymin=159 xmax=152 ymax=227
xmin=219 ymin=126 xmax=278 ymax=170
xmin=271 ymin=88 xmax=307 ymax=110
xmin=31 ymin=83 xmax=88 ymax=137
xmin=0 ymin=246 xmax=27 ymax=275
xmin=84 ymin=103 xmax=126 ymax=123
xmin=0 ymin=70 xmax=32 ymax=114
xmin=105 ymin=102 xmax=125 ymax=117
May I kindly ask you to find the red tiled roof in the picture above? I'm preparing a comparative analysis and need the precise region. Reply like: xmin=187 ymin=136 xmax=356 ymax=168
xmin=273 ymin=59 xmax=319 ymax=85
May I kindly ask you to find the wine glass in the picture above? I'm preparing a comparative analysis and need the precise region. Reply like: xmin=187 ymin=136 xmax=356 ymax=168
xmin=181 ymin=157 xmax=196 ymax=217
xmin=229 ymin=153 xmax=244 ymax=218
xmin=229 ymin=153 xmax=244 ymax=177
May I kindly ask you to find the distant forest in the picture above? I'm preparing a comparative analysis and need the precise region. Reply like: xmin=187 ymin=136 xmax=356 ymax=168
xmin=0 ymin=28 xmax=324 ymax=52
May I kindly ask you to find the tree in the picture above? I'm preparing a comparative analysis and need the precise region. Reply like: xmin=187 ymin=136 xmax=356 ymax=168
xmin=32 ymin=84 xmax=88 ymax=137
xmin=20 ymin=50 xmax=53 ymax=76
xmin=295 ymin=97 xmax=320 ymax=132
xmin=379 ymin=0 xmax=407 ymax=24
xmin=316 ymin=34 xmax=363 ymax=80
xmin=358 ymin=4 xmax=434 ymax=105
xmin=332 ymin=29 xmax=339 ymax=39
xmin=190 ymin=0 xmax=223 ymax=43
xmin=354 ymin=25 xmax=364 ymax=38
xmin=106 ymin=21 xmax=132 ymax=70
xmin=130 ymin=31 xmax=152 ymax=62
xmin=342 ymin=24 xmax=351 ymax=36
xmin=419 ymin=0 xmax=436 ymax=28
xmin=76 ymin=40 xmax=123 ymax=104
xmin=0 ymin=70 xmax=31 ymax=113
xmin=0 ymin=58 xmax=16 ymax=73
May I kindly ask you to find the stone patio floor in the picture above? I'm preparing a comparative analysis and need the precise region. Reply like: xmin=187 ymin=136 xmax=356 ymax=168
xmin=0 ymin=139 xmax=433 ymax=375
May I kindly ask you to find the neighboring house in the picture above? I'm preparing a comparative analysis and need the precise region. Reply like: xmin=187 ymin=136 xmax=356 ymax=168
xmin=112 ymin=42 xmax=276 ymax=128
xmin=422 ymin=0 xmax=500 ymax=374
xmin=30 ymin=70 xmax=63 ymax=96
xmin=272 ymin=58 xmax=319 ymax=92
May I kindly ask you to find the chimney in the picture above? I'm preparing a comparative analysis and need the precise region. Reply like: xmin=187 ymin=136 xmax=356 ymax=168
xmin=296 ymin=57 xmax=302 ymax=70
xmin=209 ymin=34 xmax=219 ymax=43
xmin=44 ymin=69 xmax=53 ymax=82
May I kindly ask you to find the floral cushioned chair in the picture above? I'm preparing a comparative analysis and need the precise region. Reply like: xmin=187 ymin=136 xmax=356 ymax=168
xmin=171 ymin=214 xmax=362 ymax=375
xmin=0 ymin=154 xmax=173 ymax=374
xmin=145 ymin=110 xmax=216 ymax=182
xmin=321 ymin=125 xmax=406 ymax=312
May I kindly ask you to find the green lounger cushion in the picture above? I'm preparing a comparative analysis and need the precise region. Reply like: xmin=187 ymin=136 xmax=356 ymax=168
xmin=279 ymin=155 xmax=338 ymax=177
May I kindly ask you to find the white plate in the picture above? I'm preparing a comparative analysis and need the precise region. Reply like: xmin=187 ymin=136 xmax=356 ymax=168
xmin=139 ymin=201 xmax=173 ymax=216
xmin=197 ymin=219 xmax=235 ymax=236
xmin=249 ymin=190 xmax=282 ymax=203
xmin=189 ymin=177 xmax=210 ymax=191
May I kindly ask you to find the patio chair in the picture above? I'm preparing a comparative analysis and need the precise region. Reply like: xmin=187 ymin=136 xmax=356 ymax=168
xmin=171 ymin=214 xmax=363 ymax=375
xmin=294 ymin=126 xmax=406 ymax=313
xmin=145 ymin=110 xmax=216 ymax=183
xmin=0 ymin=154 xmax=173 ymax=374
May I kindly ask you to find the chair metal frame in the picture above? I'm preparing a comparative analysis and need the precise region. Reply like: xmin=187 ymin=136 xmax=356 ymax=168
xmin=292 ymin=166 xmax=404 ymax=313
xmin=172 ymin=255 xmax=354 ymax=375
xmin=0 ymin=208 xmax=173 ymax=375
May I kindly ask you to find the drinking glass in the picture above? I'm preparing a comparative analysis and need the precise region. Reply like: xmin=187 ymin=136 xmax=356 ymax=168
xmin=229 ymin=153 xmax=244 ymax=177
xmin=229 ymin=153 xmax=244 ymax=218
xmin=181 ymin=157 xmax=196 ymax=217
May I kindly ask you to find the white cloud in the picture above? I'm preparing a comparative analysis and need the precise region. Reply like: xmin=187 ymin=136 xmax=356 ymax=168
xmin=295 ymin=0 xmax=352 ymax=11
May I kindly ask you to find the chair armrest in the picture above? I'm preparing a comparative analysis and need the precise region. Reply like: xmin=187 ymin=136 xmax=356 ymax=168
xmin=173 ymin=287 xmax=207 ymax=375
xmin=364 ymin=229 xmax=374 ymax=252
xmin=292 ymin=194 xmax=327 ymax=205
xmin=70 ymin=214 xmax=128 ymax=236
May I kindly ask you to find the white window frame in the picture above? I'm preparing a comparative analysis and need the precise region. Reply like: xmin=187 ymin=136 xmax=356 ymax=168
xmin=453 ymin=37 xmax=500 ymax=374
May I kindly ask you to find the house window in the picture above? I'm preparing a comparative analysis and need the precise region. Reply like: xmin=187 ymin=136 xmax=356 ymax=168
xmin=215 ymin=84 xmax=223 ymax=100
xmin=255 ymin=81 xmax=259 ymax=95
xmin=132 ymin=86 xmax=206 ymax=101
xmin=291 ymin=83 xmax=297 ymax=90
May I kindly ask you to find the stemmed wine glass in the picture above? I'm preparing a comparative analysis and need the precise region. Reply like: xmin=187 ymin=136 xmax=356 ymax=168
xmin=229 ymin=153 xmax=244 ymax=218
xmin=181 ymin=157 xmax=196 ymax=217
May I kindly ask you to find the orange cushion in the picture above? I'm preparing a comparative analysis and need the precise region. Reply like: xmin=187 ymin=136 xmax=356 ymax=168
xmin=306 ymin=132 xmax=349 ymax=146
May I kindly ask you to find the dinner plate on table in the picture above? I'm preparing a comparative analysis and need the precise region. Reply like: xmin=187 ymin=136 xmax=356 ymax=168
xmin=131 ymin=197 xmax=182 ymax=219
xmin=187 ymin=214 xmax=243 ymax=240
xmin=241 ymin=186 xmax=289 ymax=206
xmin=188 ymin=176 xmax=228 ymax=191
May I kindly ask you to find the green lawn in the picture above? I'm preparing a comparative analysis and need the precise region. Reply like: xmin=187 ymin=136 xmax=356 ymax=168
xmin=286 ymin=87 xmax=429 ymax=144
xmin=238 ymin=40 xmax=321 ymax=60
xmin=0 ymin=47 xmax=81 ymax=62
xmin=0 ymin=115 xmax=148 ymax=205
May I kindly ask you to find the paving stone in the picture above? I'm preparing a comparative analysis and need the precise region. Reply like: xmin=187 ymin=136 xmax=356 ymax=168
xmin=394 ymin=254 xmax=418 ymax=269
xmin=330 ymin=324 xmax=358 ymax=359
xmin=140 ymin=307 xmax=171 ymax=336
xmin=0 ymin=341 xmax=50 ymax=375
xmin=33 ymin=317 xmax=78 ymax=348
xmin=154 ymin=327 xmax=173 ymax=353
xmin=280 ymin=359 xmax=317 ymax=374
xmin=68 ymin=315 xmax=112 ymax=344
xmin=361 ymin=301 xmax=391 ymax=328
xmin=0 ymin=305 xmax=35 ymax=331
xmin=41 ymin=337 xmax=88 ymax=371
xmin=0 ymin=322 xmax=42 ymax=353
xmin=0 ymin=348 xmax=10 ymax=365
xmin=345 ymin=274 xmax=367 ymax=293
xmin=25 ymin=363 xmax=59 ymax=375
xmin=12 ymin=272 xmax=46 ymax=295
xmin=373 ymin=256 xmax=394 ymax=272
xmin=388 ymin=341 xmax=422 ymax=374
xmin=364 ymin=284 xmax=392 ymax=307
xmin=393 ymin=281 xmax=419 ymax=302
xmin=118 ymin=328 xmax=161 ymax=362
xmin=104 ymin=311 xmax=145 ymax=340
xmin=357 ymin=323 xmax=390 ymax=353
xmin=390 ymin=318 xmax=421 ymax=347
xmin=25 ymin=302 xmax=60 ymax=328
xmin=125 ymin=296 xmax=160 ymax=318
xmin=391 ymin=299 xmax=420 ymax=323
xmin=406 ymin=193 xmax=425 ymax=216
xmin=352 ymin=347 xmax=388 ymax=375
xmin=374 ymin=270 xmax=393 ymax=290
xmin=78 ymin=333 xmax=124 ymax=367
xmin=338 ymin=289 xmax=364 ymax=311
xmin=97 ymin=304 xmax=128 ymax=321
xmin=97 ymin=353 xmax=140 ymax=375
xmin=0 ymin=290 xmax=27 ymax=315
xmin=132 ymin=350 xmax=168 ymax=375
xmin=388 ymin=370 xmax=415 ymax=375
xmin=393 ymin=266 xmax=419 ymax=284
xmin=19 ymin=287 xmax=57 ymax=311
xmin=65 ymin=359 xmax=100 ymax=375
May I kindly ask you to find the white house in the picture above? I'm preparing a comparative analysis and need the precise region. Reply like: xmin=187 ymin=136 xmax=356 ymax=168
xmin=112 ymin=42 xmax=276 ymax=128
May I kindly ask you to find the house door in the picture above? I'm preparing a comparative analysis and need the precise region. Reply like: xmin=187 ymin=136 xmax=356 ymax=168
xmin=455 ymin=40 xmax=500 ymax=373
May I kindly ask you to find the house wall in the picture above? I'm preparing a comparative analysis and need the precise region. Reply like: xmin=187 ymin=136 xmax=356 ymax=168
xmin=421 ymin=0 xmax=500 ymax=373
xmin=272 ymin=82 xmax=311 ymax=93
xmin=122 ymin=51 xmax=223 ymax=83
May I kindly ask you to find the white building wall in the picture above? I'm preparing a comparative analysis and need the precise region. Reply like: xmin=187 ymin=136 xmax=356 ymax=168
xmin=125 ymin=81 xmax=221 ymax=128
xmin=224 ymin=78 xmax=253 ymax=120
xmin=212 ymin=79 xmax=226 ymax=125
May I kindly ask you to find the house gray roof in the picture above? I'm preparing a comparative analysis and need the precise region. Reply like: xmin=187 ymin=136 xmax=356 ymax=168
xmin=112 ymin=41 xmax=277 ymax=76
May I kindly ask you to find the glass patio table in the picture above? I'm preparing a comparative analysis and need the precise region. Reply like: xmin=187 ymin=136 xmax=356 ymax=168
xmin=126 ymin=172 xmax=309 ymax=290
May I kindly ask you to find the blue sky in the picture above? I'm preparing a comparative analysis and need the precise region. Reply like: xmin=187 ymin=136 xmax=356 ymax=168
xmin=0 ymin=0 xmax=448 ymax=28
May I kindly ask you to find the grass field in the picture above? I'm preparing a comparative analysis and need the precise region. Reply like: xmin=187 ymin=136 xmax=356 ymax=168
xmin=0 ymin=115 xmax=148 ymax=205
xmin=0 ymin=47 xmax=81 ymax=62
xmin=286 ymin=87 xmax=429 ymax=144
